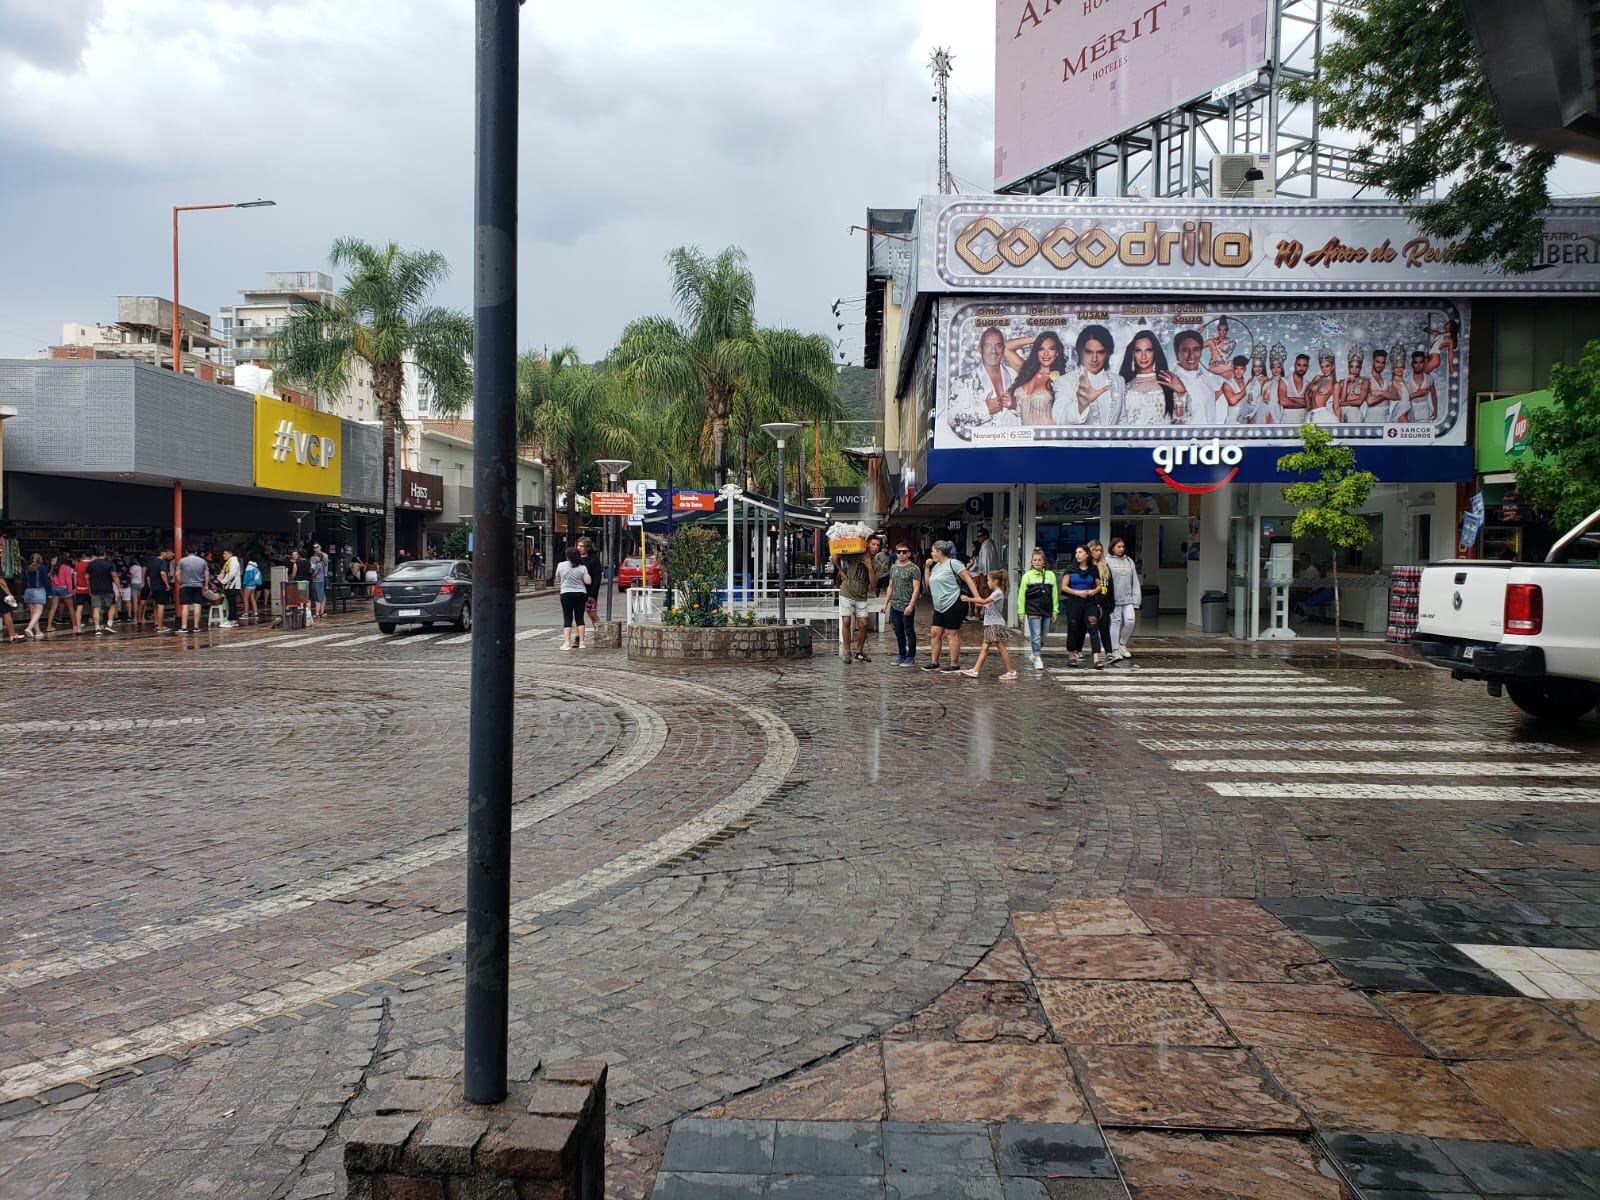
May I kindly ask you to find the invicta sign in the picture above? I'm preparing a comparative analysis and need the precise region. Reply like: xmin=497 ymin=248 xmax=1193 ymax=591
xmin=954 ymin=217 xmax=1252 ymax=275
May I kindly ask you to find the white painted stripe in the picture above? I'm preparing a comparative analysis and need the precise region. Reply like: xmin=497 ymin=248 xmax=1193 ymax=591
xmin=326 ymin=633 xmax=388 ymax=647
xmin=1120 ymin=722 xmax=1450 ymax=735
xmin=211 ymin=634 xmax=299 ymax=651
xmin=1062 ymin=668 xmax=1306 ymax=676
xmin=261 ymin=632 xmax=353 ymax=649
xmin=1088 ymin=693 xmax=1399 ymax=705
xmin=515 ymin=627 xmax=555 ymax=641
xmin=0 ymin=678 xmax=667 ymax=994
xmin=380 ymin=633 xmax=450 ymax=646
xmin=1143 ymin=738 xmax=1573 ymax=755
xmin=438 ymin=632 xmax=474 ymax=645
xmin=1173 ymin=759 xmax=1600 ymax=777
xmin=1101 ymin=707 xmax=1406 ymax=717
xmin=0 ymin=716 xmax=206 ymax=736
xmin=0 ymin=672 xmax=798 ymax=1104
xmin=1058 ymin=684 xmax=1363 ymax=695
xmin=1208 ymin=782 xmax=1600 ymax=803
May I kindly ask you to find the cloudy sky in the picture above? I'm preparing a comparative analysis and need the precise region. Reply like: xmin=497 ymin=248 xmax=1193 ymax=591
xmin=4 ymin=1 xmax=1597 ymax=368
xmin=0 ymin=0 xmax=997 ymax=365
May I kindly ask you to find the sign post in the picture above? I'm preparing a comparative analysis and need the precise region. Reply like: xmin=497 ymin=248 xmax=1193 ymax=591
xmin=721 ymin=484 xmax=743 ymax=613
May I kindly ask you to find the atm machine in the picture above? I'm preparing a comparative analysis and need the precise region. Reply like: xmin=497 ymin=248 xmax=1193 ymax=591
xmin=1261 ymin=541 xmax=1296 ymax=639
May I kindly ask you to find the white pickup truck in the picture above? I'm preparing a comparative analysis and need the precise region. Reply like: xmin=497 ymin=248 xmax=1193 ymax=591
xmin=1414 ymin=506 xmax=1600 ymax=720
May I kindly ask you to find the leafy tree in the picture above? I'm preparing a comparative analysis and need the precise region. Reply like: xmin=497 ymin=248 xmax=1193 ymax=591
xmin=440 ymin=521 xmax=470 ymax=560
xmin=1514 ymin=338 xmax=1600 ymax=530
xmin=612 ymin=246 xmax=838 ymax=487
xmin=514 ymin=347 xmax=636 ymax=544
xmin=1282 ymin=0 xmax=1555 ymax=272
xmin=1278 ymin=424 xmax=1379 ymax=651
xmin=271 ymin=239 xmax=472 ymax=571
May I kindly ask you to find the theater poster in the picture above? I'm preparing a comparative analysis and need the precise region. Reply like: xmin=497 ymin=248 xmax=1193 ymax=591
xmin=935 ymin=298 xmax=1467 ymax=451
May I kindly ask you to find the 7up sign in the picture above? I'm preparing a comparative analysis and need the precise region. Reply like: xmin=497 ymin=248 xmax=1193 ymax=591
xmin=1504 ymin=401 xmax=1530 ymax=459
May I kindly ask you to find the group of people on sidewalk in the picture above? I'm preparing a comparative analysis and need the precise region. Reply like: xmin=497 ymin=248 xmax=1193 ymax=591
xmin=554 ymin=537 xmax=604 ymax=649
xmin=2 ymin=546 xmax=287 ymax=642
xmin=837 ymin=533 xmax=1141 ymax=680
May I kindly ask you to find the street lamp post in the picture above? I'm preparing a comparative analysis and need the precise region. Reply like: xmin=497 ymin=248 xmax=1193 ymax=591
xmin=169 ymin=198 xmax=275 ymax=581
xmin=760 ymin=422 xmax=803 ymax=622
xmin=595 ymin=459 xmax=631 ymax=622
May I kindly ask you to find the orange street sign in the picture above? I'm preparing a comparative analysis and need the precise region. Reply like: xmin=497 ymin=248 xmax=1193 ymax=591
xmin=590 ymin=491 xmax=635 ymax=516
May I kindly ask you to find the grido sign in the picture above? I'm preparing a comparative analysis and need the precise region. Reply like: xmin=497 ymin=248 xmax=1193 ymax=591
xmin=922 ymin=197 xmax=1600 ymax=295
xmin=1152 ymin=438 xmax=1243 ymax=493
xmin=936 ymin=297 xmax=1467 ymax=450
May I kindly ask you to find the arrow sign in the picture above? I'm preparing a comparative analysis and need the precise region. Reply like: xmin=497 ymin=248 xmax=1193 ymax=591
xmin=646 ymin=489 xmax=666 ymax=509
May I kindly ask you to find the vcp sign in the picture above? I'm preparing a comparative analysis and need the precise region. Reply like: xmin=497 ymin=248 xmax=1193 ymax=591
xmin=254 ymin=395 xmax=345 ymax=498
xmin=1152 ymin=438 xmax=1243 ymax=494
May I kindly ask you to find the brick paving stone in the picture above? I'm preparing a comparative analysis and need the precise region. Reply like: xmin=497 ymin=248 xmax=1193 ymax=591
xmin=1256 ymin=1049 xmax=1519 ymax=1141
xmin=1449 ymin=1056 xmax=1600 ymax=1148
xmin=883 ymin=1043 xmax=1085 ymax=1124
xmin=1036 ymin=981 xmax=1236 ymax=1047
xmin=1106 ymin=1130 xmax=1348 ymax=1200
xmin=1016 ymin=934 xmax=1191 ymax=982
xmin=1375 ymin=992 xmax=1600 ymax=1060
xmin=1074 ymin=1046 xmax=1308 ymax=1132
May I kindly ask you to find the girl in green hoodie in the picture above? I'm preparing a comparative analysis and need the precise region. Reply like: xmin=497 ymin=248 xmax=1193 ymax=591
xmin=1016 ymin=548 xmax=1060 ymax=670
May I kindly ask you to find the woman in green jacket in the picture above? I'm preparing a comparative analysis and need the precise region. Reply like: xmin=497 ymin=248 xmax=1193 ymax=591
xmin=1016 ymin=547 xmax=1059 ymax=671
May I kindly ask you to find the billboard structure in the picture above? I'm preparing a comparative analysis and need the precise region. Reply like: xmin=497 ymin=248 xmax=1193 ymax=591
xmin=937 ymin=298 xmax=1466 ymax=449
xmin=995 ymin=0 xmax=1271 ymax=189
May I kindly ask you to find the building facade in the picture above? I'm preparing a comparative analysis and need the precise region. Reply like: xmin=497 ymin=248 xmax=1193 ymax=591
xmin=871 ymin=195 xmax=1600 ymax=639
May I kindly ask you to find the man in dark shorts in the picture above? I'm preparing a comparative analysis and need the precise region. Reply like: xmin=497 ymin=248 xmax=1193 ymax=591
xmin=73 ymin=553 xmax=91 ymax=631
xmin=146 ymin=548 xmax=174 ymax=633
xmin=85 ymin=549 xmax=120 ymax=635
xmin=176 ymin=549 xmax=209 ymax=633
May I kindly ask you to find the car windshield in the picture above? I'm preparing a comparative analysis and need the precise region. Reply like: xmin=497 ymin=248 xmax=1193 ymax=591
xmin=386 ymin=561 xmax=453 ymax=581
xmin=623 ymin=558 xmax=641 ymax=568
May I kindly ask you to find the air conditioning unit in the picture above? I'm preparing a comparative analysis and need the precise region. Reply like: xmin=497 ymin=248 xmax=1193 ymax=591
xmin=1211 ymin=152 xmax=1276 ymax=200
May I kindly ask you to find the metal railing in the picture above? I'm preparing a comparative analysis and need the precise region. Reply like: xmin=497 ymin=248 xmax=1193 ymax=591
xmin=625 ymin=585 xmax=842 ymax=625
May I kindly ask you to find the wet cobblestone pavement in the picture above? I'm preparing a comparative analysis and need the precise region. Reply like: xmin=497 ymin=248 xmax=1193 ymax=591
xmin=1 ymin=602 xmax=1596 ymax=1198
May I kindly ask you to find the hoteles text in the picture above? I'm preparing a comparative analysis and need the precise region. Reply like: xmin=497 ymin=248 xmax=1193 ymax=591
xmin=954 ymin=217 xmax=1252 ymax=275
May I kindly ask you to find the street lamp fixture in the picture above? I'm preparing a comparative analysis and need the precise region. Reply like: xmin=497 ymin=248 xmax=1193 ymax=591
xmin=594 ymin=459 xmax=631 ymax=621
xmin=760 ymin=423 xmax=804 ymax=623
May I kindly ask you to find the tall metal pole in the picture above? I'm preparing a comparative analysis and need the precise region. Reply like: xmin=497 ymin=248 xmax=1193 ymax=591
xmin=776 ymin=440 xmax=787 ymax=623
xmin=605 ymin=470 xmax=617 ymax=621
xmin=464 ymin=0 xmax=517 ymax=1106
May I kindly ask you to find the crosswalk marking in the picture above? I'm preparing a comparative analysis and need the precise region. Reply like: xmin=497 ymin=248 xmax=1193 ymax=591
xmin=438 ymin=632 xmax=474 ymax=645
xmin=1099 ymin=706 xmax=1408 ymax=718
xmin=516 ymin=627 xmax=555 ymax=641
xmin=1142 ymin=739 xmax=1572 ymax=755
xmin=1173 ymin=759 xmax=1600 ymax=778
xmin=212 ymin=633 xmax=299 ymax=651
xmin=1090 ymin=694 xmax=1401 ymax=706
xmin=326 ymin=633 xmax=388 ymax=647
xmin=1208 ymin=782 xmax=1600 ymax=803
xmin=1057 ymin=684 xmax=1367 ymax=695
xmin=1124 ymin=722 xmax=1474 ymax=735
xmin=1062 ymin=668 xmax=1305 ymax=677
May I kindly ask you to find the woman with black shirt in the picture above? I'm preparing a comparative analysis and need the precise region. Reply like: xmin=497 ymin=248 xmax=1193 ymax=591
xmin=1062 ymin=545 xmax=1107 ymax=669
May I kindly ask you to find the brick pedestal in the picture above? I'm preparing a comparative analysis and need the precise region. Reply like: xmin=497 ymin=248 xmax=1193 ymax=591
xmin=584 ymin=620 xmax=622 ymax=649
xmin=626 ymin=624 xmax=814 ymax=663
xmin=344 ymin=1060 xmax=605 ymax=1200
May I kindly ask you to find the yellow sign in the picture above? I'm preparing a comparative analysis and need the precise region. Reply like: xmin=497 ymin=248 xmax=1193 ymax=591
xmin=254 ymin=395 xmax=343 ymax=497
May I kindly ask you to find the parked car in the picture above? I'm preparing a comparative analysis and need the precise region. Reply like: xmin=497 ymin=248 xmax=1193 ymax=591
xmin=615 ymin=555 xmax=663 ymax=590
xmin=1414 ymin=506 xmax=1600 ymax=719
xmin=373 ymin=559 xmax=473 ymax=633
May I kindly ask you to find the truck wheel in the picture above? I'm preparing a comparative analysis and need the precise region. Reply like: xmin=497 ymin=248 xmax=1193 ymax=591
xmin=1506 ymin=680 xmax=1600 ymax=721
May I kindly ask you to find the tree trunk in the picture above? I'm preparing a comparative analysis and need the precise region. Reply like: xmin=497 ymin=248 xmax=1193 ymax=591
xmin=739 ymin=423 xmax=751 ymax=492
xmin=712 ymin=413 xmax=728 ymax=488
xmin=380 ymin=401 xmax=399 ymax=574
xmin=565 ymin=457 xmax=581 ymax=539
xmin=1331 ymin=556 xmax=1342 ymax=658
xmin=543 ymin=461 xmax=557 ymax=583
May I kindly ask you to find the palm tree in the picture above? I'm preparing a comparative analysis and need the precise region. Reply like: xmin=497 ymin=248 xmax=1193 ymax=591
xmin=270 ymin=238 xmax=472 ymax=572
xmin=613 ymin=246 xmax=837 ymax=488
xmin=729 ymin=329 xmax=845 ymax=491
xmin=515 ymin=347 xmax=637 ymax=550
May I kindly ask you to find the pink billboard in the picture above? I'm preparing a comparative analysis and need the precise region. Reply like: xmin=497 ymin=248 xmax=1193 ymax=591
xmin=995 ymin=0 xmax=1271 ymax=188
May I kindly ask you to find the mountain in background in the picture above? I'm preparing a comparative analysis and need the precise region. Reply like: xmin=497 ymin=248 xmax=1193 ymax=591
xmin=835 ymin=366 xmax=877 ymax=423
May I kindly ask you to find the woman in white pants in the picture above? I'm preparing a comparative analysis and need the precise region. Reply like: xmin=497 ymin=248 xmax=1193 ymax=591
xmin=1105 ymin=537 xmax=1142 ymax=661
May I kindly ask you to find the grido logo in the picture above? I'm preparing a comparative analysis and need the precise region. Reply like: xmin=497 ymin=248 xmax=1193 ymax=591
xmin=1152 ymin=438 xmax=1242 ymax=494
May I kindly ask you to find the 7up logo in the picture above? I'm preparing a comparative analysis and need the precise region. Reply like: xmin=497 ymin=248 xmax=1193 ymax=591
xmin=1504 ymin=402 xmax=1530 ymax=458
xmin=271 ymin=418 xmax=337 ymax=469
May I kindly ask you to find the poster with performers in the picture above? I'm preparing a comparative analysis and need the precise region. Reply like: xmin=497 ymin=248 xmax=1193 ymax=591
xmin=935 ymin=299 xmax=1466 ymax=450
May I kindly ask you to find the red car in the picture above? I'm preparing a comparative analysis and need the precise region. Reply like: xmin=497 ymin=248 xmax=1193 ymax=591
xmin=615 ymin=555 xmax=663 ymax=590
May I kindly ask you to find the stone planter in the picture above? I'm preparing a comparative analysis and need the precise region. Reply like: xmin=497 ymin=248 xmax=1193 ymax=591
xmin=583 ymin=620 xmax=622 ymax=649
xmin=627 ymin=623 xmax=813 ymax=663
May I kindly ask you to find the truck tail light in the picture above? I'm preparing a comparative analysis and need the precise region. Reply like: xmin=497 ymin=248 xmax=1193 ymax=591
xmin=1504 ymin=583 xmax=1542 ymax=635
xmin=438 ymin=581 xmax=456 ymax=596
xmin=371 ymin=585 xmax=383 ymax=598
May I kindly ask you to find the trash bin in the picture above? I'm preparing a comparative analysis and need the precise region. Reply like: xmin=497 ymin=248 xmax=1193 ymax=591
xmin=1141 ymin=584 xmax=1160 ymax=621
xmin=1201 ymin=589 xmax=1228 ymax=634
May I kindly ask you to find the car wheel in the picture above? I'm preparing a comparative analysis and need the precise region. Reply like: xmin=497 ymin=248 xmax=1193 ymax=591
xmin=1506 ymin=680 xmax=1600 ymax=721
xmin=378 ymin=621 xmax=396 ymax=634
xmin=455 ymin=600 xmax=472 ymax=632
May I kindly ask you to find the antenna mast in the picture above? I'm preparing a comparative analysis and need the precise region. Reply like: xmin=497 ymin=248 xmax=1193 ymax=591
xmin=929 ymin=47 xmax=954 ymax=194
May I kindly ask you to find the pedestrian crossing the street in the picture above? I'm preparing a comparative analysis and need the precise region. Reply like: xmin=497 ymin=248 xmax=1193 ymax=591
xmin=213 ymin=626 xmax=556 ymax=653
xmin=1052 ymin=660 xmax=1600 ymax=805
